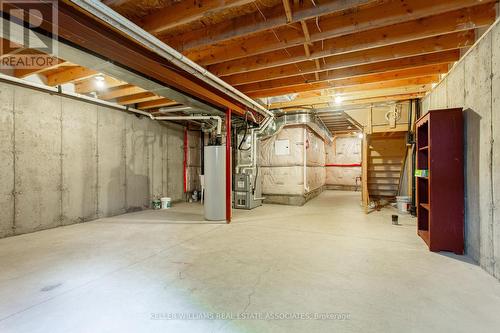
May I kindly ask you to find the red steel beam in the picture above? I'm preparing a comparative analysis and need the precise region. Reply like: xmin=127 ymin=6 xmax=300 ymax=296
xmin=226 ymin=108 xmax=232 ymax=223
xmin=325 ymin=163 xmax=362 ymax=167
xmin=183 ymin=128 xmax=188 ymax=193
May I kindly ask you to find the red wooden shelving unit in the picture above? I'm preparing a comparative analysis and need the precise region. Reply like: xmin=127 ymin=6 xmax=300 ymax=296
xmin=415 ymin=108 xmax=464 ymax=254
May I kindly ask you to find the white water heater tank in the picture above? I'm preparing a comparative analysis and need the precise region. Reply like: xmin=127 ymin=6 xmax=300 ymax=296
xmin=204 ymin=145 xmax=226 ymax=221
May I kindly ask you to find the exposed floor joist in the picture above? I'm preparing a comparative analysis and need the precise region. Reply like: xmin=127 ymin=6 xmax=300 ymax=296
xmin=192 ymin=1 xmax=495 ymax=65
xmin=237 ymin=50 xmax=458 ymax=93
xmin=220 ymin=31 xmax=474 ymax=83
xmin=247 ymin=64 xmax=450 ymax=98
xmin=163 ymin=0 xmax=376 ymax=51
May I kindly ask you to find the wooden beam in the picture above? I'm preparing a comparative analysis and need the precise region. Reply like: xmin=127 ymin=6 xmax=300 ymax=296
xmin=117 ymin=92 xmax=163 ymax=105
xmin=300 ymin=20 xmax=312 ymax=58
xmin=273 ymin=93 xmax=426 ymax=109
xmin=246 ymin=65 xmax=448 ymax=98
xmin=237 ymin=50 xmax=458 ymax=92
xmin=326 ymin=76 xmax=440 ymax=96
xmin=362 ymin=133 xmax=369 ymax=213
xmin=337 ymin=85 xmax=433 ymax=100
xmin=25 ymin=1 xmax=247 ymax=114
xmin=101 ymin=0 xmax=131 ymax=6
xmin=140 ymin=0 xmax=254 ymax=35
xmin=13 ymin=59 xmax=71 ymax=78
xmin=74 ymin=76 xmax=128 ymax=94
xmin=137 ymin=98 xmax=178 ymax=110
xmin=268 ymin=85 xmax=431 ymax=109
xmin=98 ymin=85 xmax=146 ymax=100
xmin=0 ymin=38 xmax=24 ymax=58
xmin=282 ymin=0 xmax=293 ymax=23
xmin=314 ymin=59 xmax=321 ymax=81
xmin=205 ymin=2 xmax=495 ymax=70
xmin=45 ymin=66 xmax=97 ymax=86
xmin=163 ymin=0 xmax=375 ymax=51
xmin=222 ymin=31 xmax=474 ymax=84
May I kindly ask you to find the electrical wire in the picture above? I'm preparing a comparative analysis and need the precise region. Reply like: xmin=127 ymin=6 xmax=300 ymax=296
xmin=238 ymin=111 xmax=252 ymax=151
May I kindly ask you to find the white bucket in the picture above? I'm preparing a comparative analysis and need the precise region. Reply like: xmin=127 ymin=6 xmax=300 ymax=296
xmin=161 ymin=197 xmax=171 ymax=209
xmin=396 ymin=196 xmax=411 ymax=214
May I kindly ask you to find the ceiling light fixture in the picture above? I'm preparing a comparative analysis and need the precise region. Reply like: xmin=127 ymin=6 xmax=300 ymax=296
xmin=334 ymin=95 xmax=343 ymax=105
xmin=94 ymin=74 xmax=105 ymax=89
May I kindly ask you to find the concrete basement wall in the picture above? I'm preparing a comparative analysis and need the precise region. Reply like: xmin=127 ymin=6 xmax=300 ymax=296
xmin=421 ymin=19 xmax=500 ymax=280
xmin=0 ymin=81 xmax=185 ymax=239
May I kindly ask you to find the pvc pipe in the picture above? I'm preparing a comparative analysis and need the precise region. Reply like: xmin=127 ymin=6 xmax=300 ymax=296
xmin=69 ymin=0 xmax=273 ymax=119
xmin=303 ymin=128 xmax=309 ymax=193
xmin=183 ymin=128 xmax=188 ymax=193
xmin=153 ymin=116 xmax=222 ymax=136
xmin=158 ymin=106 xmax=193 ymax=113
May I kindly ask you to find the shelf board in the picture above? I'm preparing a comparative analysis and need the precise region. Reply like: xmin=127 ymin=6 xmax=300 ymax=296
xmin=418 ymin=146 xmax=429 ymax=151
xmin=420 ymin=203 xmax=430 ymax=210
xmin=416 ymin=176 xmax=428 ymax=180
xmin=418 ymin=229 xmax=430 ymax=247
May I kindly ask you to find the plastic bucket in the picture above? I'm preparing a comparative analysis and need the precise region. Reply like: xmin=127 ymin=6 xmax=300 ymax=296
xmin=396 ymin=196 xmax=411 ymax=214
xmin=161 ymin=197 xmax=171 ymax=209
xmin=152 ymin=199 xmax=161 ymax=210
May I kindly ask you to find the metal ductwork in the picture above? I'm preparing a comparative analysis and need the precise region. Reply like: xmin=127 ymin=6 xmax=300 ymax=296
xmin=261 ymin=110 xmax=333 ymax=143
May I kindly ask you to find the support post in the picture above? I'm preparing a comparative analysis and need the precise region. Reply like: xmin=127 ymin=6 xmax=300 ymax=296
xmin=183 ymin=127 xmax=188 ymax=194
xmin=362 ymin=133 xmax=369 ymax=214
xmin=226 ymin=108 xmax=232 ymax=223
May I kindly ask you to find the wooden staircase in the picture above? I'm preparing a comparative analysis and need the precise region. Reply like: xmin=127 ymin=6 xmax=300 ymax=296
xmin=362 ymin=132 xmax=407 ymax=211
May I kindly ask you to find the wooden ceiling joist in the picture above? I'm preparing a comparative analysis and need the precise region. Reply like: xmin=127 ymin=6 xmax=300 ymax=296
xmin=326 ymin=76 xmax=440 ymax=96
xmin=191 ymin=0 xmax=495 ymax=65
xmin=45 ymin=66 xmax=98 ymax=86
xmin=117 ymin=92 xmax=162 ymax=105
xmin=0 ymin=37 xmax=23 ymax=58
xmin=246 ymin=64 xmax=449 ymax=98
xmin=269 ymin=85 xmax=431 ymax=109
xmin=137 ymin=98 xmax=178 ymax=110
xmin=164 ymin=0 xmax=375 ymax=51
xmin=13 ymin=0 xmax=248 ymax=114
xmin=101 ymin=0 xmax=131 ymax=6
xmin=140 ymin=0 xmax=255 ymax=35
xmin=282 ymin=0 xmax=293 ymax=23
xmin=273 ymin=93 xmax=425 ymax=110
xmin=237 ymin=50 xmax=458 ymax=93
xmin=98 ymin=85 xmax=146 ymax=100
xmin=222 ymin=31 xmax=474 ymax=85
xmin=74 ymin=76 xmax=128 ymax=94
xmin=13 ymin=59 xmax=71 ymax=78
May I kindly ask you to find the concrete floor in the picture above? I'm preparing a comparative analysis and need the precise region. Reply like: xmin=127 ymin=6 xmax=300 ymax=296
xmin=0 ymin=191 xmax=499 ymax=333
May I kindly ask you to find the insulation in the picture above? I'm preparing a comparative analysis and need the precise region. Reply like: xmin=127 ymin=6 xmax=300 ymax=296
xmin=186 ymin=130 xmax=201 ymax=192
xmin=306 ymin=128 xmax=326 ymax=166
xmin=326 ymin=167 xmax=361 ymax=187
xmin=259 ymin=125 xmax=326 ymax=196
xmin=259 ymin=126 xmax=305 ymax=167
xmin=325 ymin=136 xmax=361 ymax=186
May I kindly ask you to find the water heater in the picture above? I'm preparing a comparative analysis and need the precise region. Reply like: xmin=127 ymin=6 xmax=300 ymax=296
xmin=204 ymin=145 xmax=226 ymax=221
